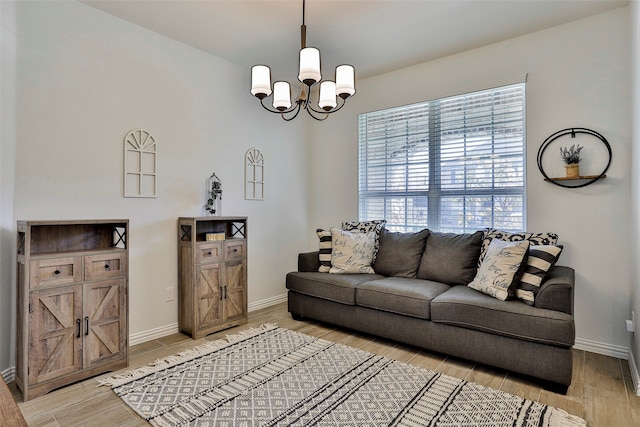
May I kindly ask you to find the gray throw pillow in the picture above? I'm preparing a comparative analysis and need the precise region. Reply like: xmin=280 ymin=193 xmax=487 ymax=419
xmin=416 ymin=230 xmax=483 ymax=285
xmin=372 ymin=228 xmax=429 ymax=278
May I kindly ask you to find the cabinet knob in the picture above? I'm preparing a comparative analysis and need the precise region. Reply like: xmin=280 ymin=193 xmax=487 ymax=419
xmin=208 ymin=251 xmax=212 ymax=256
xmin=104 ymin=264 xmax=110 ymax=270
xmin=54 ymin=269 xmax=61 ymax=275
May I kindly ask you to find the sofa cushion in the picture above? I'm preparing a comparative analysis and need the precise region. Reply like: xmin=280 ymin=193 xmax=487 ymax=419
xmin=356 ymin=277 xmax=450 ymax=319
xmin=416 ymin=230 xmax=483 ymax=285
xmin=373 ymin=228 xmax=430 ymax=278
xmin=342 ymin=220 xmax=386 ymax=261
xmin=329 ymin=228 xmax=376 ymax=274
xmin=431 ymin=285 xmax=575 ymax=347
xmin=516 ymin=244 xmax=564 ymax=305
xmin=468 ymin=239 xmax=529 ymax=301
xmin=286 ymin=272 xmax=384 ymax=305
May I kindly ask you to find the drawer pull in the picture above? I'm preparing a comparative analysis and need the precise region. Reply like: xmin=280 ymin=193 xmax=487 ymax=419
xmin=104 ymin=264 xmax=110 ymax=270
xmin=76 ymin=319 xmax=81 ymax=338
xmin=54 ymin=269 xmax=61 ymax=275
xmin=208 ymin=251 xmax=212 ymax=256
xmin=233 ymin=249 xmax=238 ymax=252
xmin=85 ymin=317 xmax=89 ymax=335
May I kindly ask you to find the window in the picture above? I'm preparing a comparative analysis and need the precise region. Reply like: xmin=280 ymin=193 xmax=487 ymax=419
xmin=358 ymin=83 xmax=525 ymax=233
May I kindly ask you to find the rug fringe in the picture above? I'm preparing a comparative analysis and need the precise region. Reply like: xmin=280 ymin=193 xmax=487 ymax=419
xmin=549 ymin=408 xmax=587 ymax=427
xmin=97 ymin=323 xmax=278 ymax=388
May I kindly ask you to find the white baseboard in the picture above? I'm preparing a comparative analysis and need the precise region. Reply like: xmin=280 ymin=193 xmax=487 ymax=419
xmin=1 ymin=366 xmax=15 ymax=383
xmin=574 ymin=337 xmax=640 ymax=394
xmin=16 ymin=296 xmax=633 ymax=391
xmin=629 ymin=349 xmax=640 ymax=396
xmin=129 ymin=322 xmax=180 ymax=346
xmin=574 ymin=337 xmax=630 ymax=359
xmin=248 ymin=293 xmax=287 ymax=312
xmin=0 ymin=295 xmax=288 ymax=384
xmin=128 ymin=294 xmax=287 ymax=346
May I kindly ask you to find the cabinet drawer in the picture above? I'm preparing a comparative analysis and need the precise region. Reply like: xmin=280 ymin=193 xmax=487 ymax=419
xmin=85 ymin=252 xmax=127 ymax=281
xmin=29 ymin=256 xmax=82 ymax=288
xmin=197 ymin=243 xmax=223 ymax=264
xmin=225 ymin=240 xmax=246 ymax=260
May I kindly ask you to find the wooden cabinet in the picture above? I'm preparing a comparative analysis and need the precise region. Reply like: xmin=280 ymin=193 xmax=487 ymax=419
xmin=16 ymin=220 xmax=128 ymax=401
xmin=178 ymin=217 xmax=247 ymax=339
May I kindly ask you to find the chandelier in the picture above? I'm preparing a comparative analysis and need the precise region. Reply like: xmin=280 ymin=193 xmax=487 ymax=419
xmin=250 ymin=0 xmax=356 ymax=121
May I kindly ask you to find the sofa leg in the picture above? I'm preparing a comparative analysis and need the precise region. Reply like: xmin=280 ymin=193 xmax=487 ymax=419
xmin=291 ymin=313 xmax=304 ymax=321
xmin=542 ymin=381 xmax=569 ymax=395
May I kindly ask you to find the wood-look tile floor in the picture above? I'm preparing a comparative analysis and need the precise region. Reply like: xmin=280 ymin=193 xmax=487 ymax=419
xmin=9 ymin=302 xmax=640 ymax=426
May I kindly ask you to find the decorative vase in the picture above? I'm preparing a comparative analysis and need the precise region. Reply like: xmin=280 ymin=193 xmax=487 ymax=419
xmin=565 ymin=163 xmax=580 ymax=178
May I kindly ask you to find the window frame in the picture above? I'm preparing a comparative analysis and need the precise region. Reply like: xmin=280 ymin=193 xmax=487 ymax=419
xmin=358 ymin=83 xmax=526 ymax=233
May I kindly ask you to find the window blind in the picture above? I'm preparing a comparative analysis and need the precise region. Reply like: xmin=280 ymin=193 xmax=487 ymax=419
xmin=358 ymin=83 xmax=525 ymax=233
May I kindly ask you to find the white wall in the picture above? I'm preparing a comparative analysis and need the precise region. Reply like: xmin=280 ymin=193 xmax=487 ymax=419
xmin=630 ymin=0 xmax=640 ymax=389
xmin=1 ymin=1 xmax=633 ymax=376
xmin=0 ymin=0 xmax=18 ymax=377
xmin=309 ymin=8 xmax=632 ymax=355
xmin=0 ymin=0 xmax=309 ymax=373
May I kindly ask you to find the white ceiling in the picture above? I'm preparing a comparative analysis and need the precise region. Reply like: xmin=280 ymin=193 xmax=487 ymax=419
xmin=83 ymin=0 xmax=628 ymax=82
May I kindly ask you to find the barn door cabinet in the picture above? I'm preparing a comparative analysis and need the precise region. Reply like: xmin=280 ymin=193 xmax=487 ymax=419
xmin=16 ymin=220 xmax=129 ymax=401
xmin=178 ymin=217 xmax=247 ymax=339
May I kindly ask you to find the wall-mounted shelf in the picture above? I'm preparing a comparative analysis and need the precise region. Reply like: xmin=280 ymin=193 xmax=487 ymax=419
xmin=537 ymin=127 xmax=612 ymax=188
xmin=544 ymin=174 xmax=607 ymax=182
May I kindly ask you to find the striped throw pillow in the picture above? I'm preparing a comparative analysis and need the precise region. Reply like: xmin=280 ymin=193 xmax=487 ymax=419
xmin=516 ymin=245 xmax=563 ymax=305
xmin=316 ymin=229 xmax=332 ymax=272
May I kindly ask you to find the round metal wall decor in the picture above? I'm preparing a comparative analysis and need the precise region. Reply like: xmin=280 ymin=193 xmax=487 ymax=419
xmin=537 ymin=127 xmax=612 ymax=188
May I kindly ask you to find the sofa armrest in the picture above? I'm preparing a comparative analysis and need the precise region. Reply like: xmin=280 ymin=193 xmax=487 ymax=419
xmin=298 ymin=251 xmax=320 ymax=272
xmin=534 ymin=265 xmax=575 ymax=315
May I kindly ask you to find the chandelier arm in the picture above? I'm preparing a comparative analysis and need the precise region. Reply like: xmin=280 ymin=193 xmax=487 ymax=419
xmin=281 ymin=103 xmax=303 ymax=121
xmin=305 ymin=108 xmax=330 ymax=121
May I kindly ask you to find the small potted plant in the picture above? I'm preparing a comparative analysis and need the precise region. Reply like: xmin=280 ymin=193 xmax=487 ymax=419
xmin=560 ymin=144 xmax=583 ymax=178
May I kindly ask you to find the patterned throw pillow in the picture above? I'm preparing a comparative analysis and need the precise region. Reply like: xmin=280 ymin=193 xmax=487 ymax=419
xmin=316 ymin=220 xmax=386 ymax=272
xmin=316 ymin=229 xmax=332 ymax=272
xmin=516 ymin=245 xmax=564 ymax=305
xmin=329 ymin=228 xmax=375 ymax=274
xmin=342 ymin=220 xmax=386 ymax=261
xmin=468 ymin=239 xmax=530 ymax=301
xmin=478 ymin=228 xmax=558 ymax=265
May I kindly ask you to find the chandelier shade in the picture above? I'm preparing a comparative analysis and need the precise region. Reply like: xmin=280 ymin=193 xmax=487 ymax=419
xmin=250 ymin=65 xmax=272 ymax=98
xmin=250 ymin=0 xmax=355 ymax=121
xmin=319 ymin=81 xmax=337 ymax=111
xmin=298 ymin=47 xmax=321 ymax=85
xmin=273 ymin=81 xmax=292 ymax=110
xmin=335 ymin=65 xmax=356 ymax=98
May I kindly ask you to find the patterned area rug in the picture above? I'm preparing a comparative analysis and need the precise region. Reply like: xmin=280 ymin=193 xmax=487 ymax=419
xmin=99 ymin=324 xmax=586 ymax=426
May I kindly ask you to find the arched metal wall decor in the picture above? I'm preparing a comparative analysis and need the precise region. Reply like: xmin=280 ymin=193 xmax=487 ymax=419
xmin=245 ymin=148 xmax=264 ymax=200
xmin=124 ymin=129 xmax=157 ymax=197
xmin=537 ymin=127 xmax=612 ymax=189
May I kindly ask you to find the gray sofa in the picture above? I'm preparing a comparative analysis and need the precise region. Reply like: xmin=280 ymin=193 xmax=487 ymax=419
xmin=286 ymin=228 xmax=575 ymax=391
